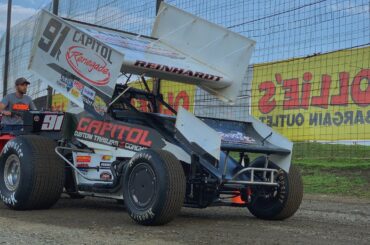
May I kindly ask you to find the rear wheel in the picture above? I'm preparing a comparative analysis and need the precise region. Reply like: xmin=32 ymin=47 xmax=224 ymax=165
xmin=123 ymin=149 xmax=186 ymax=225
xmin=247 ymin=157 xmax=303 ymax=220
xmin=0 ymin=135 xmax=64 ymax=210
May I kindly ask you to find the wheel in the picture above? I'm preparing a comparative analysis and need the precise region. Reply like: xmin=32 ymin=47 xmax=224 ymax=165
xmin=123 ymin=149 xmax=186 ymax=225
xmin=0 ymin=135 xmax=64 ymax=210
xmin=247 ymin=157 xmax=303 ymax=220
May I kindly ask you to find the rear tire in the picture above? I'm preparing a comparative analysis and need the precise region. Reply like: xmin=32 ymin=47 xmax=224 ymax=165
xmin=123 ymin=149 xmax=186 ymax=225
xmin=247 ymin=157 xmax=303 ymax=220
xmin=0 ymin=135 xmax=64 ymax=210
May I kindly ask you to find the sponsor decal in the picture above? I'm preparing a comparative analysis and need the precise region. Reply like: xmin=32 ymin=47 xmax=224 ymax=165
xmin=66 ymin=46 xmax=111 ymax=86
xmin=84 ymin=28 xmax=184 ymax=59
xmin=33 ymin=115 xmax=40 ymax=122
xmin=74 ymin=117 xmax=158 ymax=151
xmin=100 ymin=162 xmax=111 ymax=169
xmin=48 ymin=64 xmax=109 ymax=117
xmin=76 ymin=163 xmax=89 ymax=168
xmin=82 ymin=96 xmax=94 ymax=106
xmin=134 ymin=60 xmax=223 ymax=82
xmin=56 ymin=79 xmax=67 ymax=89
xmin=219 ymin=131 xmax=256 ymax=144
xmin=72 ymin=31 xmax=113 ymax=64
xmin=102 ymin=155 xmax=112 ymax=161
xmin=76 ymin=155 xmax=91 ymax=163
xmin=73 ymin=80 xmax=84 ymax=91
xmin=100 ymin=171 xmax=112 ymax=181
xmin=57 ymin=74 xmax=74 ymax=91
xmin=82 ymin=86 xmax=96 ymax=100
xmin=70 ymin=87 xmax=81 ymax=98
xmin=3 ymin=141 xmax=24 ymax=158
xmin=0 ymin=191 xmax=17 ymax=206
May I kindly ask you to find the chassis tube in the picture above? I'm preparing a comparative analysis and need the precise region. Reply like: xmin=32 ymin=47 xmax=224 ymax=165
xmin=55 ymin=146 xmax=112 ymax=182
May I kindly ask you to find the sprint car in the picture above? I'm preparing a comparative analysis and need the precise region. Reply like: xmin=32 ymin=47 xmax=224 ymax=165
xmin=0 ymin=3 xmax=303 ymax=225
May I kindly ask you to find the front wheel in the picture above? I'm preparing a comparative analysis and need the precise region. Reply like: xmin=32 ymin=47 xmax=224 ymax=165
xmin=247 ymin=158 xmax=303 ymax=220
xmin=123 ymin=149 xmax=186 ymax=225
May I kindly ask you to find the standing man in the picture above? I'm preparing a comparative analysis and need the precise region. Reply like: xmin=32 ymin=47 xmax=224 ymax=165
xmin=0 ymin=77 xmax=37 ymax=131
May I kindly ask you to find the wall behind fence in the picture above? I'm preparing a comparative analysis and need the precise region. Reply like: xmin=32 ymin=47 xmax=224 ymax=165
xmin=0 ymin=0 xmax=369 ymax=162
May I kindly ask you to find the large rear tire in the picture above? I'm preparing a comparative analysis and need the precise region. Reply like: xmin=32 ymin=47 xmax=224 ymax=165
xmin=247 ymin=157 xmax=303 ymax=220
xmin=0 ymin=135 xmax=64 ymax=210
xmin=123 ymin=149 xmax=186 ymax=225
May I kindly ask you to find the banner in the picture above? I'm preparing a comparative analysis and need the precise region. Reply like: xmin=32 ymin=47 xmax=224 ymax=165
xmin=51 ymin=79 xmax=195 ymax=114
xmin=130 ymin=80 xmax=195 ymax=115
xmin=51 ymin=94 xmax=70 ymax=112
xmin=252 ymin=46 xmax=370 ymax=141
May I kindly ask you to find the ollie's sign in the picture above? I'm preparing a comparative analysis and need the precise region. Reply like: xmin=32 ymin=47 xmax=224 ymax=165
xmin=252 ymin=46 xmax=370 ymax=141
xmin=66 ymin=46 xmax=110 ymax=86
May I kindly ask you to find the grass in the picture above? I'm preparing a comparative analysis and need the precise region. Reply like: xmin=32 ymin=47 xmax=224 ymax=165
xmin=301 ymin=168 xmax=370 ymax=198
xmin=293 ymin=143 xmax=370 ymax=198
xmin=293 ymin=142 xmax=370 ymax=169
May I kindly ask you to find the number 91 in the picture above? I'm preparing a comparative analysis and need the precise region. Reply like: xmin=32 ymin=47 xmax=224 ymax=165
xmin=38 ymin=18 xmax=70 ymax=58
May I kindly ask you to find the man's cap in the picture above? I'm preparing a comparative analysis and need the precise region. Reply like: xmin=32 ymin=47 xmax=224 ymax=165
xmin=15 ymin=77 xmax=30 ymax=86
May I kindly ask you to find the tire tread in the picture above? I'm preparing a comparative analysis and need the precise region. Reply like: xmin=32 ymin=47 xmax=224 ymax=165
xmin=272 ymin=165 xmax=303 ymax=220
xmin=18 ymin=135 xmax=64 ymax=210
xmin=154 ymin=150 xmax=186 ymax=225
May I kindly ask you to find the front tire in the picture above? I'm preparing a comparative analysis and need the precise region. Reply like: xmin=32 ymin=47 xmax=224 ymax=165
xmin=0 ymin=135 xmax=64 ymax=210
xmin=123 ymin=149 xmax=186 ymax=225
xmin=247 ymin=158 xmax=303 ymax=220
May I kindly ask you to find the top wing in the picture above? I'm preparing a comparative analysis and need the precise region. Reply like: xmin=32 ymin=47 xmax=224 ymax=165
xmin=29 ymin=4 xmax=255 ymax=116
xmin=152 ymin=2 xmax=255 ymax=103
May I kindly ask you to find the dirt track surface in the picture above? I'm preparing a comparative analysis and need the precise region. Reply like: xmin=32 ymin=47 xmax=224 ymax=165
xmin=0 ymin=195 xmax=369 ymax=245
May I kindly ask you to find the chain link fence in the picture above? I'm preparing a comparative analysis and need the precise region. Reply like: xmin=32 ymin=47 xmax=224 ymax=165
xmin=0 ymin=0 xmax=369 ymax=164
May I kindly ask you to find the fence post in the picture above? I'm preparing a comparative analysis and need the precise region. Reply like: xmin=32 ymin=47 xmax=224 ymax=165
xmin=153 ymin=0 xmax=163 ymax=112
xmin=3 ymin=0 xmax=12 ymax=97
xmin=46 ymin=0 xmax=59 ymax=109
xmin=156 ymin=0 xmax=163 ymax=13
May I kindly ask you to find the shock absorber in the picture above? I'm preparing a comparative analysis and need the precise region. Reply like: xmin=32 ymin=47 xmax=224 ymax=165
xmin=263 ymin=154 xmax=270 ymax=180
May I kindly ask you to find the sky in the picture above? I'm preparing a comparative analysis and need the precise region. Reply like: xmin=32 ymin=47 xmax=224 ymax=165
xmin=0 ymin=0 xmax=50 ymax=35
xmin=0 ymin=0 xmax=369 ymax=63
